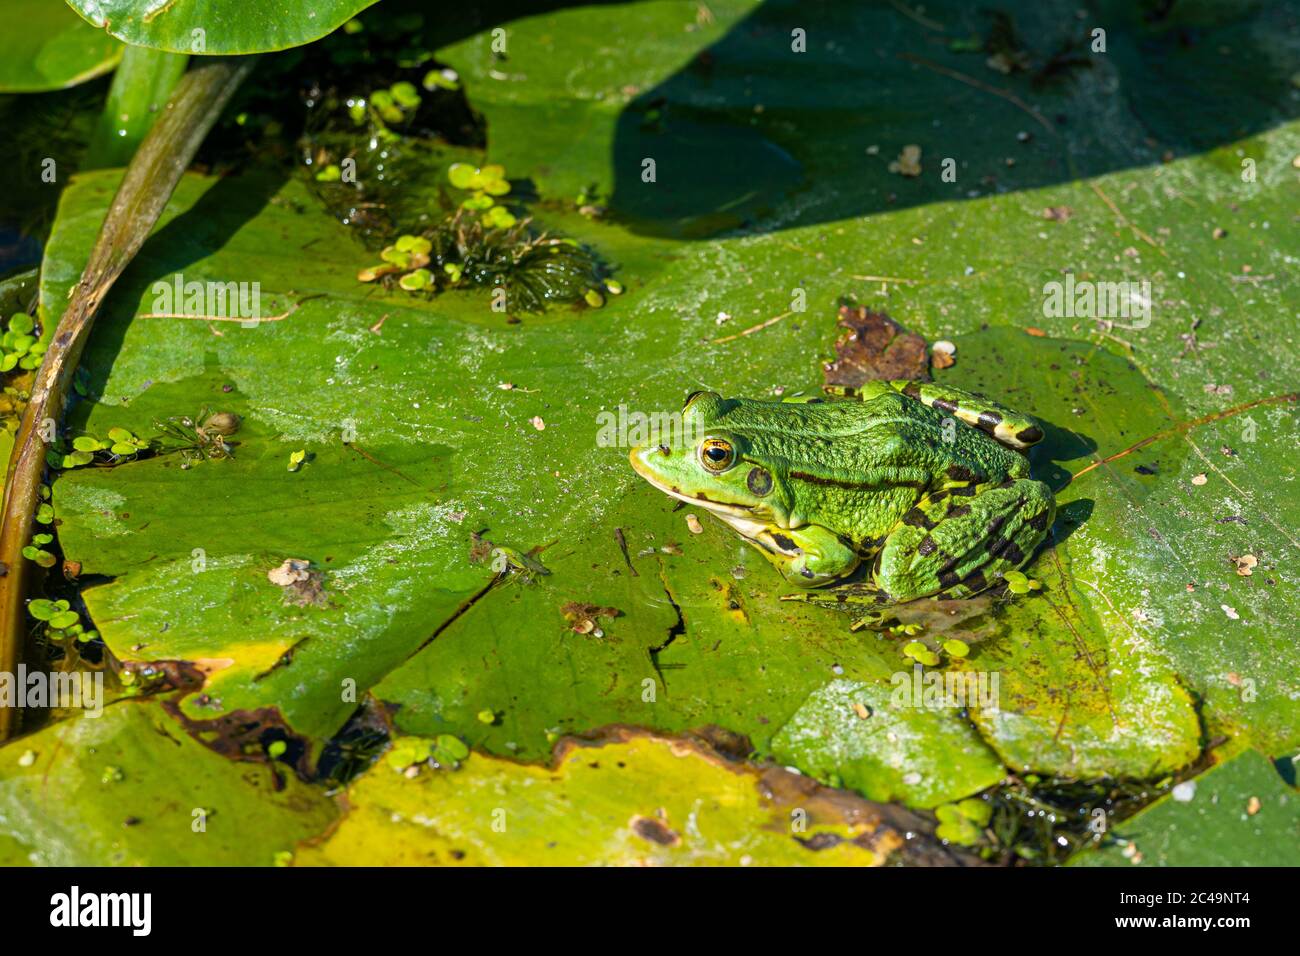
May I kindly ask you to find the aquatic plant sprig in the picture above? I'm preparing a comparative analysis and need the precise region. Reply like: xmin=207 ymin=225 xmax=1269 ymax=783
xmin=356 ymin=161 xmax=619 ymax=312
xmin=47 ymin=427 xmax=150 ymax=471
xmin=27 ymin=598 xmax=99 ymax=644
xmin=1 ymin=312 xmax=47 ymax=373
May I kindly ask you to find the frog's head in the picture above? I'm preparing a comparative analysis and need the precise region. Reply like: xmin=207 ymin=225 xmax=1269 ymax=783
xmin=629 ymin=390 xmax=792 ymax=526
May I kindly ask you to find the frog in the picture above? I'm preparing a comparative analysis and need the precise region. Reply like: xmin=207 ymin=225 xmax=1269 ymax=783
xmin=628 ymin=379 xmax=1055 ymax=627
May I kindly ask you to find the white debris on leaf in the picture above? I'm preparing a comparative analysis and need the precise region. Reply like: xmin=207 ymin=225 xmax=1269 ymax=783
xmin=1221 ymin=604 xmax=1240 ymax=620
xmin=268 ymin=559 xmax=312 ymax=586
xmin=1171 ymin=780 xmax=1197 ymax=802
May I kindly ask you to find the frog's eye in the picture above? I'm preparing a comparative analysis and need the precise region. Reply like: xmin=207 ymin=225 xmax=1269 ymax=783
xmin=699 ymin=438 xmax=735 ymax=472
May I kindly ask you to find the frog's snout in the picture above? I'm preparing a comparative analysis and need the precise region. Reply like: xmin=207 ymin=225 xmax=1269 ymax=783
xmin=629 ymin=442 xmax=676 ymax=479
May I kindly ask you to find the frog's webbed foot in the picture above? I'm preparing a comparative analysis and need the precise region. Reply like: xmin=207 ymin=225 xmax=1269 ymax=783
xmin=749 ymin=522 xmax=860 ymax=588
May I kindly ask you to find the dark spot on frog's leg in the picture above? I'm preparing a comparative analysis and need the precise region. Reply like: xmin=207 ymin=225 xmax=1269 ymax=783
xmin=931 ymin=397 xmax=959 ymax=415
xmin=902 ymin=508 xmax=936 ymax=530
xmin=1029 ymin=511 xmax=1049 ymax=532
xmin=917 ymin=535 xmax=937 ymax=556
xmin=946 ymin=503 xmax=971 ymax=518
xmin=950 ymin=484 xmax=977 ymax=497
xmin=961 ymin=569 xmax=988 ymax=592
xmin=747 ymin=466 xmax=773 ymax=496
xmin=976 ymin=410 xmax=1002 ymax=434
xmin=902 ymin=382 xmax=923 ymax=400
xmin=946 ymin=464 xmax=980 ymax=483
xmin=1016 ymin=425 xmax=1044 ymax=445
xmin=938 ymin=567 xmax=960 ymax=589
xmin=858 ymin=534 xmax=886 ymax=557
xmin=988 ymin=538 xmax=1025 ymax=565
xmin=986 ymin=514 xmax=1007 ymax=538
xmin=928 ymin=489 xmax=949 ymax=503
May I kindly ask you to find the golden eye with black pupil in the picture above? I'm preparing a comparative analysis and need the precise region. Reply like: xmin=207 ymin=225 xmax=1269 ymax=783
xmin=699 ymin=438 xmax=734 ymax=472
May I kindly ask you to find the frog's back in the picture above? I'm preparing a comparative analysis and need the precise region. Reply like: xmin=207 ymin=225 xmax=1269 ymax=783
xmin=725 ymin=392 xmax=1029 ymax=486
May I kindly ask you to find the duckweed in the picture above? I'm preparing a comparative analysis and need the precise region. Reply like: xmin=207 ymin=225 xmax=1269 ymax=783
xmin=935 ymin=797 xmax=993 ymax=846
xmin=1003 ymin=570 xmax=1042 ymax=594
xmin=1 ymin=311 xmax=47 ymax=372
xmin=354 ymin=162 xmax=612 ymax=313
xmin=21 ymin=534 xmax=56 ymax=568
xmin=902 ymin=641 xmax=940 ymax=667
xmin=28 ymin=598 xmax=99 ymax=643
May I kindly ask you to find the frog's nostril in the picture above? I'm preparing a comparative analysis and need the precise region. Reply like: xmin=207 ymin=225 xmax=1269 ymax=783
xmin=658 ymin=444 xmax=671 ymax=456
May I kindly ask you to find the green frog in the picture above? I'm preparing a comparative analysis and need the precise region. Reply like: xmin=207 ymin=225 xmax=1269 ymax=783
xmin=629 ymin=380 xmax=1055 ymax=626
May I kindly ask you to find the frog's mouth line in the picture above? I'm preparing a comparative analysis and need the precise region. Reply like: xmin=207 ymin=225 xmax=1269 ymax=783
xmin=630 ymin=456 xmax=761 ymax=520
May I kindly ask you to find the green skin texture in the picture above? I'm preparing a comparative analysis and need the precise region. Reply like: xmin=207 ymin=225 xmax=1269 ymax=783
xmin=630 ymin=380 xmax=1055 ymax=614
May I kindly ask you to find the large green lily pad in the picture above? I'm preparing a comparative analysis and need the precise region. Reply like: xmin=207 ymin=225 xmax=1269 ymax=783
xmin=26 ymin=0 xmax=1300 ymax=846
xmin=67 ymin=0 xmax=380 ymax=55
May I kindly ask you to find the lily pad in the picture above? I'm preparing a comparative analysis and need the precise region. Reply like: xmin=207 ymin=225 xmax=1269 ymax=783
xmin=769 ymin=679 xmax=1006 ymax=808
xmin=0 ymin=703 xmax=336 ymax=865
xmin=68 ymin=0 xmax=380 ymax=55
xmin=295 ymin=728 xmax=970 ymax=866
xmin=1071 ymin=750 xmax=1298 ymax=867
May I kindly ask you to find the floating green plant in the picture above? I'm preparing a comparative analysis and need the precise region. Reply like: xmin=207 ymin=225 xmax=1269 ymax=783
xmin=347 ymin=79 xmax=423 ymax=134
xmin=935 ymin=797 xmax=994 ymax=846
xmin=1002 ymin=570 xmax=1042 ymax=594
xmin=354 ymin=162 xmax=614 ymax=312
xmin=21 ymin=534 xmax=56 ymax=568
xmin=28 ymin=598 xmax=99 ymax=643
xmin=902 ymin=640 xmax=940 ymax=667
xmin=1 ymin=312 xmax=46 ymax=373
xmin=49 ymin=427 xmax=150 ymax=471
xmin=385 ymin=734 xmax=469 ymax=772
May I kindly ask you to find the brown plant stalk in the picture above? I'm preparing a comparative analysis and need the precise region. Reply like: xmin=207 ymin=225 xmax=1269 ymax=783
xmin=0 ymin=57 xmax=253 ymax=740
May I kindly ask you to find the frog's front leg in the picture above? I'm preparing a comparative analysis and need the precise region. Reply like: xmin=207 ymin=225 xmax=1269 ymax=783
xmin=750 ymin=522 xmax=860 ymax=587
xmin=876 ymin=477 xmax=1055 ymax=601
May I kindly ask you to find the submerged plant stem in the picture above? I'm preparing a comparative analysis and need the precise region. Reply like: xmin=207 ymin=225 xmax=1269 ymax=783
xmin=0 ymin=57 xmax=253 ymax=741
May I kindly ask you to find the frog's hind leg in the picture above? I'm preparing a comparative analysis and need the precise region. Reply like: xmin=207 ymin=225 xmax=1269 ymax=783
xmin=779 ymin=581 xmax=900 ymax=631
xmin=875 ymin=478 xmax=1055 ymax=601
xmin=887 ymin=381 xmax=1045 ymax=451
